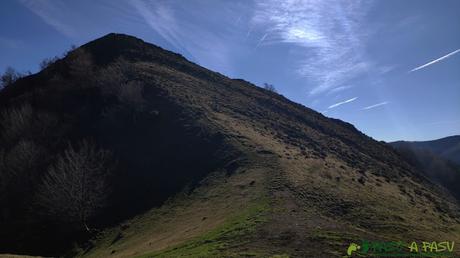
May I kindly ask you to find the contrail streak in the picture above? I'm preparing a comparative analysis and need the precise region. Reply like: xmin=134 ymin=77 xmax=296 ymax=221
xmin=410 ymin=48 xmax=460 ymax=72
xmin=362 ymin=101 xmax=388 ymax=110
xmin=255 ymin=33 xmax=268 ymax=49
xmin=328 ymin=97 xmax=358 ymax=109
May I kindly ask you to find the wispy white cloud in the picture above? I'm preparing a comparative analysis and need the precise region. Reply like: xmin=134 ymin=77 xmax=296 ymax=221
xmin=129 ymin=0 xmax=246 ymax=75
xmin=251 ymin=0 xmax=374 ymax=95
xmin=18 ymin=0 xmax=77 ymax=38
xmin=410 ymin=48 xmax=460 ymax=72
xmin=362 ymin=101 xmax=388 ymax=110
xmin=326 ymin=85 xmax=352 ymax=95
xmin=378 ymin=65 xmax=396 ymax=75
xmin=130 ymin=0 xmax=183 ymax=50
xmin=328 ymin=97 xmax=358 ymax=109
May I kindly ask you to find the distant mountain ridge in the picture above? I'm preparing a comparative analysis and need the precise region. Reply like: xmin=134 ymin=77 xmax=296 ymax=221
xmin=390 ymin=136 xmax=460 ymax=200
xmin=391 ymin=135 xmax=460 ymax=165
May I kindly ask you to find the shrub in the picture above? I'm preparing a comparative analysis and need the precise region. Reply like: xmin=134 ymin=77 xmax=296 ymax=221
xmin=263 ymin=83 xmax=277 ymax=93
xmin=97 ymin=60 xmax=145 ymax=109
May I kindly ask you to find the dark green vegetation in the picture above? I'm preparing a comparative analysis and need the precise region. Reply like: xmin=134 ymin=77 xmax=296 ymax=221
xmin=0 ymin=34 xmax=459 ymax=257
xmin=390 ymin=136 xmax=460 ymax=200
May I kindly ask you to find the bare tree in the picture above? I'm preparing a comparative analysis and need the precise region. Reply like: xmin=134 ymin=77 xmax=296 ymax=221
xmin=3 ymin=140 xmax=41 ymax=183
xmin=39 ymin=56 xmax=59 ymax=70
xmin=0 ymin=141 xmax=42 ymax=222
xmin=263 ymin=83 xmax=277 ymax=93
xmin=1 ymin=67 xmax=22 ymax=88
xmin=63 ymin=44 xmax=77 ymax=57
xmin=36 ymin=141 xmax=112 ymax=232
xmin=0 ymin=104 xmax=34 ymax=145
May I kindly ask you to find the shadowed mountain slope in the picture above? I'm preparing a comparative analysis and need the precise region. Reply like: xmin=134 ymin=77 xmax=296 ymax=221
xmin=391 ymin=136 xmax=460 ymax=165
xmin=390 ymin=136 xmax=460 ymax=201
xmin=1 ymin=34 xmax=459 ymax=257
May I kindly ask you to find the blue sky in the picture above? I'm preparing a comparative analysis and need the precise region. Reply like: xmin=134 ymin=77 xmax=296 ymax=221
xmin=1 ymin=0 xmax=459 ymax=142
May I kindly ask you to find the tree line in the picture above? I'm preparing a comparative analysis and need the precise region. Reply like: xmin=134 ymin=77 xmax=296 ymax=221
xmin=0 ymin=46 xmax=116 ymax=234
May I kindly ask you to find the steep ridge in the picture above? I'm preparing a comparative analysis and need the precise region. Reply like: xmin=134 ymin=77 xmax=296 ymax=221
xmin=0 ymin=34 xmax=459 ymax=257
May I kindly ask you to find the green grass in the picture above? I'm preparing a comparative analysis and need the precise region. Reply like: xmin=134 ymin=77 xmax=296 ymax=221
xmin=137 ymin=197 xmax=270 ymax=258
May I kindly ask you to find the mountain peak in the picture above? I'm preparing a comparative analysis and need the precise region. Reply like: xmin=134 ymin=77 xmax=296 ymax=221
xmin=96 ymin=32 xmax=144 ymax=42
xmin=78 ymin=32 xmax=184 ymax=66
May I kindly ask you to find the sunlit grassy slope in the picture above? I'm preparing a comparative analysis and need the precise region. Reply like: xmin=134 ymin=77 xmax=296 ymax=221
xmin=80 ymin=43 xmax=460 ymax=256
